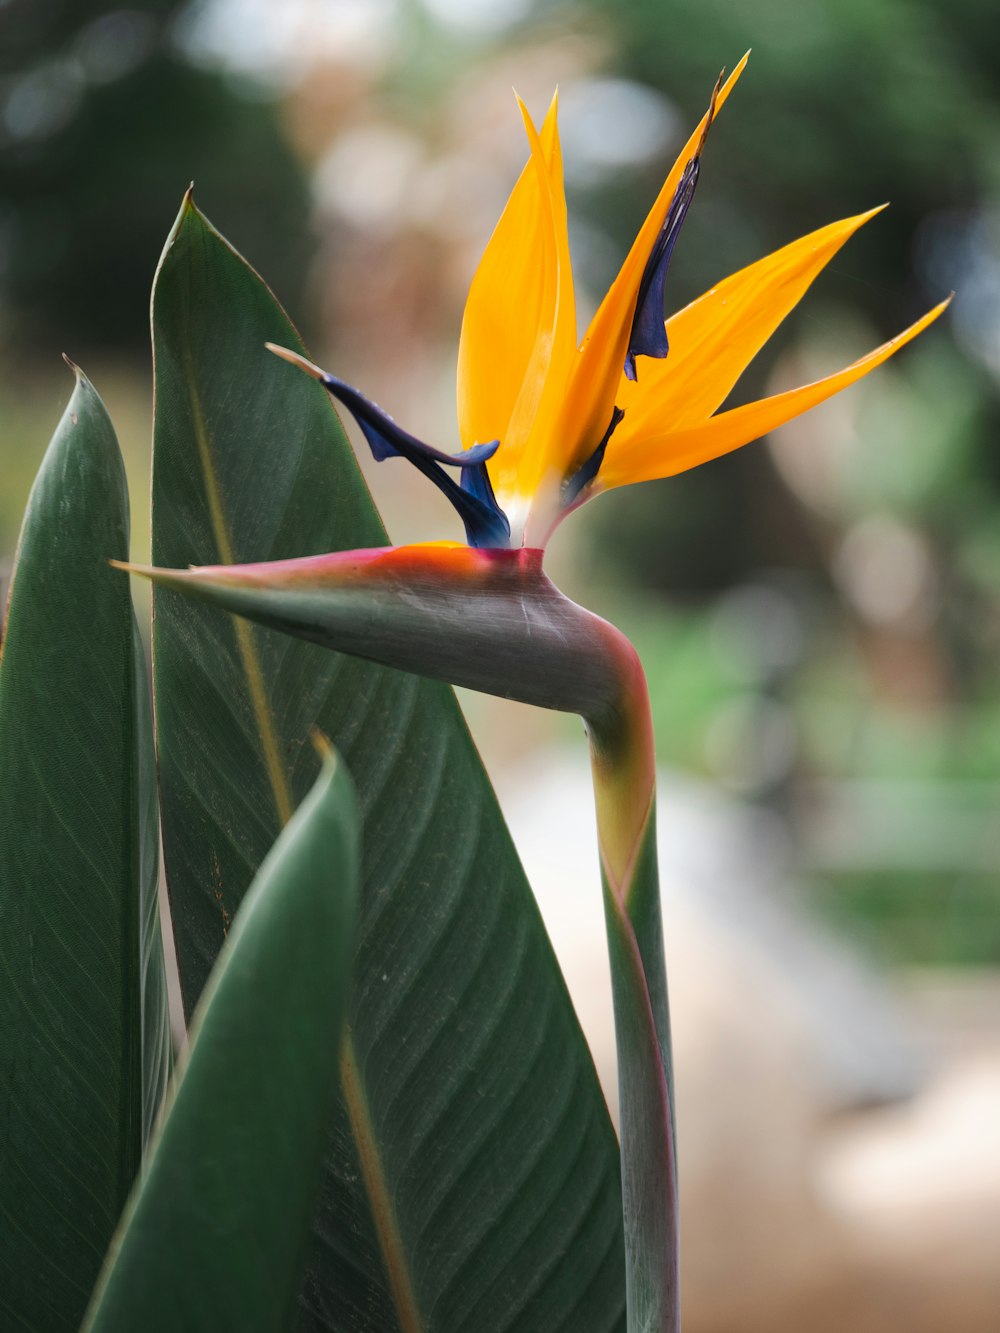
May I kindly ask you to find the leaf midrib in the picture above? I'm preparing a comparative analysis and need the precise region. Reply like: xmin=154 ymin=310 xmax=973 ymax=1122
xmin=173 ymin=332 xmax=423 ymax=1333
xmin=181 ymin=346 xmax=294 ymax=829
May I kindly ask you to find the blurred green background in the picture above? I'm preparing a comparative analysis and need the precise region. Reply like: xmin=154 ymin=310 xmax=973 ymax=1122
xmin=2 ymin=0 xmax=999 ymax=967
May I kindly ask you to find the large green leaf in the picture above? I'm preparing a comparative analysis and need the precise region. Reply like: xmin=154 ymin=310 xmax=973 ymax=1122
xmin=0 ymin=365 xmax=170 ymax=1332
xmin=85 ymin=750 xmax=358 ymax=1333
xmin=151 ymin=193 xmax=626 ymax=1333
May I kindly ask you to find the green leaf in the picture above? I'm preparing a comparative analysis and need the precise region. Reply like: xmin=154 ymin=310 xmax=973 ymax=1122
xmin=84 ymin=749 xmax=358 ymax=1333
xmin=150 ymin=192 xmax=626 ymax=1333
xmin=0 ymin=364 xmax=170 ymax=1332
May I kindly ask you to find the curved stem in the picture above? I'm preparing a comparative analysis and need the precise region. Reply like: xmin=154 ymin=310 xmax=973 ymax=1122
xmin=585 ymin=626 xmax=678 ymax=1333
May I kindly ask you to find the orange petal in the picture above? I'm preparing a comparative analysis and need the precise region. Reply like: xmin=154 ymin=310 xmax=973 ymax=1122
xmin=489 ymin=96 xmax=578 ymax=510
xmin=616 ymin=206 xmax=887 ymax=436
xmin=456 ymin=94 xmax=572 ymax=469
xmin=599 ymin=298 xmax=951 ymax=490
xmin=552 ymin=53 xmax=750 ymax=479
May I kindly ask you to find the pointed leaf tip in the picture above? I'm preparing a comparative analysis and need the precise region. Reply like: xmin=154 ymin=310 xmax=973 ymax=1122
xmin=60 ymin=355 xmax=101 ymax=400
xmin=310 ymin=728 xmax=335 ymax=763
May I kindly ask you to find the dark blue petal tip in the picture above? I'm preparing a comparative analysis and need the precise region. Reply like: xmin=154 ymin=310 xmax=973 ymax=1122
xmin=624 ymin=73 xmax=721 ymax=381
xmin=321 ymin=374 xmax=511 ymax=549
xmin=563 ymin=405 xmax=625 ymax=505
xmin=459 ymin=462 xmax=512 ymax=548
xmin=624 ymin=156 xmax=700 ymax=380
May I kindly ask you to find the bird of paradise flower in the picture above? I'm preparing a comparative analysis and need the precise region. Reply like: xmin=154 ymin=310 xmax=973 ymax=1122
xmin=269 ymin=53 xmax=947 ymax=555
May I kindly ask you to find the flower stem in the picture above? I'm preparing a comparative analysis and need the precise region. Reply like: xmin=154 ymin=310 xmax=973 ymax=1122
xmin=583 ymin=622 xmax=679 ymax=1333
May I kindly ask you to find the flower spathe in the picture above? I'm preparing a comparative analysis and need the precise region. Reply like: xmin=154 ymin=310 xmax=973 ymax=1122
xmin=272 ymin=54 xmax=948 ymax=550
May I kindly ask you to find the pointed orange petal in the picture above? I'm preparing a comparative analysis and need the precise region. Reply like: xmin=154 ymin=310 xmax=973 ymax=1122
xmin=616 ymin=205 xmax=887 ymax=436
xmin=489 ymin=96 xmax=577 ymax=511
xmin=456 ymin=93 xmax=563 ymax=457
xmin=552 ymin=53 xmax=750 ymax=478
xmin=457 ymin=94 xmax=575 ymax=458
xmin=599 ymin=299 xmax=950 ymax=490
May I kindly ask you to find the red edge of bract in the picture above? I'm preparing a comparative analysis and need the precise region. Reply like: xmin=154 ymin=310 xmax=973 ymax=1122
xmin=201 ymin=544 xmax=546 ymax=589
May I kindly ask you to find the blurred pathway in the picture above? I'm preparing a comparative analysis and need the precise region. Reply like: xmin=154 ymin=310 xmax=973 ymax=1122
xmin=497 ymin=746 xmax=1000 ymax=1333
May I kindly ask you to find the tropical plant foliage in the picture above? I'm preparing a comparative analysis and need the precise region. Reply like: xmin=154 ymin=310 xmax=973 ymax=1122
xmin=0 ymin=54 xmax=945 ymax=1325
xmin=0 ymin=199 xmax=629 ymax=1333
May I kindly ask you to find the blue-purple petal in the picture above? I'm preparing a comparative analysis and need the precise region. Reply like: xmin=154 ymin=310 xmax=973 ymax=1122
xmin=624 ymin=156 xmax=701 ymax=382
xmin=460 ymin=462 xmax=511 ymax=547
xmin=319 ymin=374 xmax=510 ymax=548
xmin=563 ymin=405 xmax=625 ymax=505
xmin=320 ymin=375 xmax=498 ymax=468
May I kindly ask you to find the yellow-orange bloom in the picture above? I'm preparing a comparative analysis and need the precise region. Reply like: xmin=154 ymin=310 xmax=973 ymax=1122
xmin=275 ymin=55 xmax=948 ymax=550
